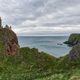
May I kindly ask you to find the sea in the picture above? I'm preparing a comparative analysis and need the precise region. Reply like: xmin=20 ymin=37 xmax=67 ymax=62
xmin=18 ymin=36 xmax=71 ymax=57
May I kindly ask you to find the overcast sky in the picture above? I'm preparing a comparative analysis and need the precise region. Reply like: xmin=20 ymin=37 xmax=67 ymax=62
xmin=0 ymin=0 xmax=80 ymax=36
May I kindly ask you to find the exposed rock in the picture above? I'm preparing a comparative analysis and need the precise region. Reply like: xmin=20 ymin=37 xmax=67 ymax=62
xmin=0 ymin=28 xmax=19 ymax=55
xmin=0 ymin=17 xmax=19 ymax=55
xmin=64 ymin=34 xmax=80 ymax=60
xmin=69 ymin=44 xmax=80 ymax=60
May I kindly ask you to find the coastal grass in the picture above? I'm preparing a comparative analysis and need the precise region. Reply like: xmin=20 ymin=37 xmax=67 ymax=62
xmin=0 ymin=47 xmax=56 ymax=80
xmin=0 ymin=47 xmax=79 ymax=80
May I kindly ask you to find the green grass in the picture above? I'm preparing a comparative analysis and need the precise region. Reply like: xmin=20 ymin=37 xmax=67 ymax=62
xmin=0 ymin=47 xmax=79 ymax=80
xmin=0 ymin=47 xmax=57 ymax=80
xmin=64 ymin=33 xmax=80 ymax=46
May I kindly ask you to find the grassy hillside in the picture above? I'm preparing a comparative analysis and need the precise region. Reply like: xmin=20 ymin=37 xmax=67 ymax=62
xmin=0 ymin=47 xmax=80 ymax=80
xmin=0 ymin=47 xmax=57 ymax=80
xmin=64 ymin=33 xmax=80 ymax=46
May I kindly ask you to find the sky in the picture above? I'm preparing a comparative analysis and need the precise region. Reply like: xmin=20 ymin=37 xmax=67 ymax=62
xmin=0 ymin=0 xmax=80 ymax=36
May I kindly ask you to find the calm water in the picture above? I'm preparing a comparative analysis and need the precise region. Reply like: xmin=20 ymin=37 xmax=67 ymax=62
xmin=18 ymin=36 xmax=71 ymax=57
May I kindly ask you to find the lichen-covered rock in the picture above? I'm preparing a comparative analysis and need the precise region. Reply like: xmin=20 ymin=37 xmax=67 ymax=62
xmin=0 ymin=28 xmax=19 ymax=55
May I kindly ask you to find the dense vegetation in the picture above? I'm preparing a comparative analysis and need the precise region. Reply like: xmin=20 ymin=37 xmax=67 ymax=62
xmin=64 ymin=33 xmax=80 ymax=46
xmin=0 ymin=47 xmax=80 ymax=80
xmin=0 ymin=47 xmax=56 ymax=80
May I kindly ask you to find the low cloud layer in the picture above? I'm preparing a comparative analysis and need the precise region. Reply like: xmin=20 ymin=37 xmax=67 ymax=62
xmin=0 ymin=0 xmax=80 ymax=36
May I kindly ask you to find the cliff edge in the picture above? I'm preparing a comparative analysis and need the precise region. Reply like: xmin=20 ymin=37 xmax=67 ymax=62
xmin=64 ymin=33 xmax=80 ymax=46
xmin=0 ymin=18 xmax=19 ymax=55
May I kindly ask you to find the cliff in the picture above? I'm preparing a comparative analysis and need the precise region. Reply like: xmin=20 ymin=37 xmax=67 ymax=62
xmin=64 ymin=33 xmax=80 ymax=61
xmin=64 ymin=33 xmax=80 ymax=46
xmin=0 ymin=18 xmax=80 ymax=79
xmin=0 ymin=18 xmax=19 ymax=55
xmin=0 ymin=28 xmax=19 ymax=55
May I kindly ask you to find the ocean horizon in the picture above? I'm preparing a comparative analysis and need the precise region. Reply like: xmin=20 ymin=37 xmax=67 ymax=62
xmin=18 ymin=36 xmax=71 ymax=57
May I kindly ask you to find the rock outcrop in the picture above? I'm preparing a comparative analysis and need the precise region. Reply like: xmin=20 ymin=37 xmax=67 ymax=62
xmin=64 ymin=33 xmax=80 ymax=60
xmin=0 ymin=28 xmax=19 ymax=55
xmin=0 ymin=18 xmax=19 ymax=55
xmin=69 ymin=44 xmax=80 ymax=60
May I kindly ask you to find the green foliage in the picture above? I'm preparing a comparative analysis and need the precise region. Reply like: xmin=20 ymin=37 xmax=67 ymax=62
xmin=69 ymin=34 xmax=80 ymax=43
xmin=0 ymin=47 xmax=79 ymax=80
xmin=64 ymin=33 xmax=80 ymax=46
xmin=0 ymin=47 xmax=57 ymax=80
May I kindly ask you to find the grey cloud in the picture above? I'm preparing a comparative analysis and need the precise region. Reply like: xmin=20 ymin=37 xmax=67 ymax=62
xmin=0 ymin=0 xmax=80 ymax=35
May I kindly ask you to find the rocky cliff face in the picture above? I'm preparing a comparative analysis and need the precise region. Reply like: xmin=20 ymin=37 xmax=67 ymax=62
xmin=0 ymin=28 xmax=19 ymax=55
xmin=64 ymin=34 xmax=80 ymax=60
xmin=69 ymin=44 xmax=80 ymax=60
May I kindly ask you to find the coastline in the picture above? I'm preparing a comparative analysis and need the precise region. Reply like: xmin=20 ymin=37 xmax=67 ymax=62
xmin=18 ymin=36 xmax=71 ymax=57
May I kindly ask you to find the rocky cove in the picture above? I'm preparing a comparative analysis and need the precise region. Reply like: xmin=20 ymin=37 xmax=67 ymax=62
xmin=0 ymin=18 xmax=80 ymax=79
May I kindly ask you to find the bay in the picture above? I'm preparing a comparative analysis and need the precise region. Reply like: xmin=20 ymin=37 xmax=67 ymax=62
xmin=18 ymin=36 xmax=71 ymax=57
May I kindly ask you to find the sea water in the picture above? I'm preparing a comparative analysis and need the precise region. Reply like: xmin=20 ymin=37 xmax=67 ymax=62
xmin=18 ymin=36 xmax=71 ymax=57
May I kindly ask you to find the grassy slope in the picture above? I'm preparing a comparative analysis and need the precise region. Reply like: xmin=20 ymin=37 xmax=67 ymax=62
xmin=64 ymin=34 xmax=80 ymax=46
xmin=0 ymin=47 xmax=57 ymax=80
xmin=0 ymin=47 xmax=80 ymax=80
xmin=68 ymin=34 xmax=80 ymax=43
